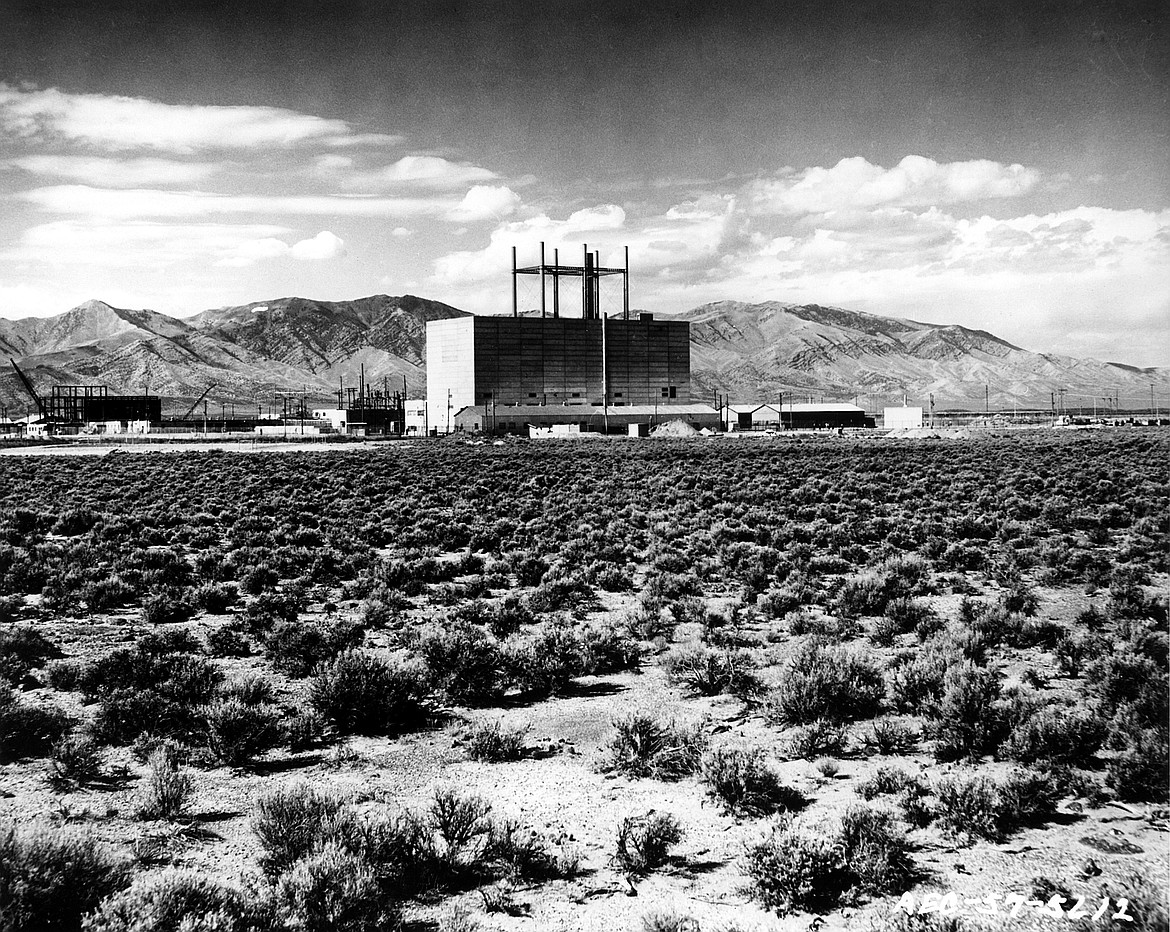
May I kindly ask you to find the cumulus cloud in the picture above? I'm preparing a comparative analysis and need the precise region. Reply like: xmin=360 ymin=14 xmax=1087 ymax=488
xmin=4 ymin=155 xmax=217 ymax=187
xmin=515 ymin=204 xmax=628 ymax=235
xmin=433 ymin=203 xmax=629 ymax=289
xmin=432 ymin=197 xmax=734 ymax=307
xmin=288 ymin=230 xmax=346 ymax=260
xmin=750 ymin=155 xmax=1041 ymax=215
xmin=0 ymin=82 xmax=387 ymax=152
xmin=444 ymin=185 xmax=521 ymax=222
xmin=743 ymin=204 xmax=1168 ymax=282
xmin=219 ymin=230 xmax=346 ymax=266
xmin=322 ymin=155 xmax=497 ymax=191
xmin=949 ymin=206 xmax=1168 ymax=273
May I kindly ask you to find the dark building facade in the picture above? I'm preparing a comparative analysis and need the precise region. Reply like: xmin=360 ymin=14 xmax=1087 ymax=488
xmin=427 ymin=314 xmax=690 ymax=423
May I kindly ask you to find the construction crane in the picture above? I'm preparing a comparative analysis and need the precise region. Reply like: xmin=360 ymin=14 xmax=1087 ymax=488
xmin=180 ymin=383 xmax=216 ymax=420
xmin=9 ymin=358 xmax=46 ymax=419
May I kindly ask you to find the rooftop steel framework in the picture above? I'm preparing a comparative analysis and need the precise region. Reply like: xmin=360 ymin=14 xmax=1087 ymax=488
xmin=511 ymin=242 xmax=630 ymax=320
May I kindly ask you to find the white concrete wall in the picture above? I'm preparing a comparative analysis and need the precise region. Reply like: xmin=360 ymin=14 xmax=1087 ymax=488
xmin=426 ymin=318 xmax=476 ymax=433
xmin=884 ymin=406 xmax=924 ymax=429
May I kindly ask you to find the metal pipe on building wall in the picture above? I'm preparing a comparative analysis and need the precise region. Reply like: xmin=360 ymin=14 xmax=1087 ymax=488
xmin=624 ymin=246 xmax=630 ymax=320
xmin=582 ymin=243 xmax=589 ymax=319
xmin=601 ymin=307 xmax=609 ymax=434
xmin=594 ymin=251 xmax=601 ymax=320
xmin=553 ymin=248 xmax=560 ymax=318
xmin=540 ymin=241 xmax=546 ymax=318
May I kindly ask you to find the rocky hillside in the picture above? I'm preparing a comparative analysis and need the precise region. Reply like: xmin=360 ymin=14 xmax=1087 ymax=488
xmin=0 ymin=296 xmax=469 ymax=414
xmin=1 ymin=295 xmax=1165 ymax=414
xmin=683 ymin=301 xmax=1169 ymax=410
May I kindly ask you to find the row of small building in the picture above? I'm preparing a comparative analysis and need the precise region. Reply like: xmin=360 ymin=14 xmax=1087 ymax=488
xmin=440 ymin=401 xmax=894 ymax=434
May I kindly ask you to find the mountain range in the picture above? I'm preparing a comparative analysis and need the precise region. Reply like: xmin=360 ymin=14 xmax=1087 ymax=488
xmin=1 ymin=296 xmax=1165 ymax=416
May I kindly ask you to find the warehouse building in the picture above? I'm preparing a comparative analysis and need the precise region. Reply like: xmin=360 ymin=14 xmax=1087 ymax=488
xmin=724 ymin=402 xmax=873 ymax=430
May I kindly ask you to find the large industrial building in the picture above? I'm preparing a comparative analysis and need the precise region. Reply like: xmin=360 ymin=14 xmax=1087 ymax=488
xmin=427 ymin=243 xmax=705 ymax=434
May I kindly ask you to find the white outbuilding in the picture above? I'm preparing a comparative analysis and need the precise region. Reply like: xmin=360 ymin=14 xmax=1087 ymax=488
xmin=884 ymin=406 xmax=924 ymax=429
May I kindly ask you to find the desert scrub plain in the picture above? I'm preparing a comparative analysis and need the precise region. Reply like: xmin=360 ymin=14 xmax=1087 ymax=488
xmin=0 ymin=432 xmax=1166 ymax=932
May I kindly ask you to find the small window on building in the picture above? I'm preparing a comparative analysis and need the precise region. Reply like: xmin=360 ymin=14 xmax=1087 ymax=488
xmin=661 ymin=387 xmax=669 ymax=398
xmin=669 ymin=387 xmax=677 ymax=399
xmin=528 ymin=392 xmax=537 ymax=398
xmin=614 ymin=392 xmax=623 ymax=398
xmin=572 ymin=392 xmax=580 ymax=398
xmin=481 ymin=392 xmax=492 ymax=400
xmin=474 ymin=422 xmax=480 ymax=430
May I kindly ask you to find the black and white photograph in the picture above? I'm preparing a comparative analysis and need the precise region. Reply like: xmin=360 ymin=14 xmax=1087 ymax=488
xmin=0 ymin=1 xmax=1167 ymax=929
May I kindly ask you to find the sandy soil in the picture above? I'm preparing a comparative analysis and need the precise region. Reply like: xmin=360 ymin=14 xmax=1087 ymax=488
xmin=3 ymin=571 xmax=1167 ymax=932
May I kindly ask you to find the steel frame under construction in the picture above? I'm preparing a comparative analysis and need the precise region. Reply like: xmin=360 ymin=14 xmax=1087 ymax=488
xmin=9 ymin=359 xmax=159 ymax=424
xmin=46 ymin=385 xmax=160 ymax=423
xmin=512 ymin=242 xmax=630 ymax=320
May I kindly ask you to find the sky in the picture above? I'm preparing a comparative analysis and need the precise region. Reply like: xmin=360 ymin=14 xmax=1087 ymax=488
xmin=0 ymin=0 xmax=1167 ymax=365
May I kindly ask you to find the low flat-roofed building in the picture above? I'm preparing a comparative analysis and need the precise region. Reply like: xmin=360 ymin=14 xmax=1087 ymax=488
xmin=778 ymin=402 xmax=871 ymax=429
xmin=452 ymin=402 xmax=720 ymax=435
xmin=724 ymin=402 xmax=873 ymax=430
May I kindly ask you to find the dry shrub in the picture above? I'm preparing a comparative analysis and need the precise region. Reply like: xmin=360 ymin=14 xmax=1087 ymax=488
xmin=136 ymin=746 xmax=192 ymax=820
xmin=0 ymin=823 xmax=129 ymax=932
xmin=604 ymin=713 xmax=706 ymax=780
xmin=613 ymin=812 xmax=684 ymax=875
xmin=82 ymin=869 xmax=254 ymax=932
xmin=764 ymin=641 xmax=884 ymax=726
xmin=463 ymin=720 xmax=527 ymax=762
xmin=701 ymin=746 xmax=805 ymax=817
xmin=309 ymin=651 xmax=428 ymax=736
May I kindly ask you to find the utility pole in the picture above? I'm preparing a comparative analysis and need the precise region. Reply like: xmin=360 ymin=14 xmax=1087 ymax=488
xmin=447 ymin=389 xmax=452 ymax=435
xmin=601 ymin=308 xmax=609 ymax=436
